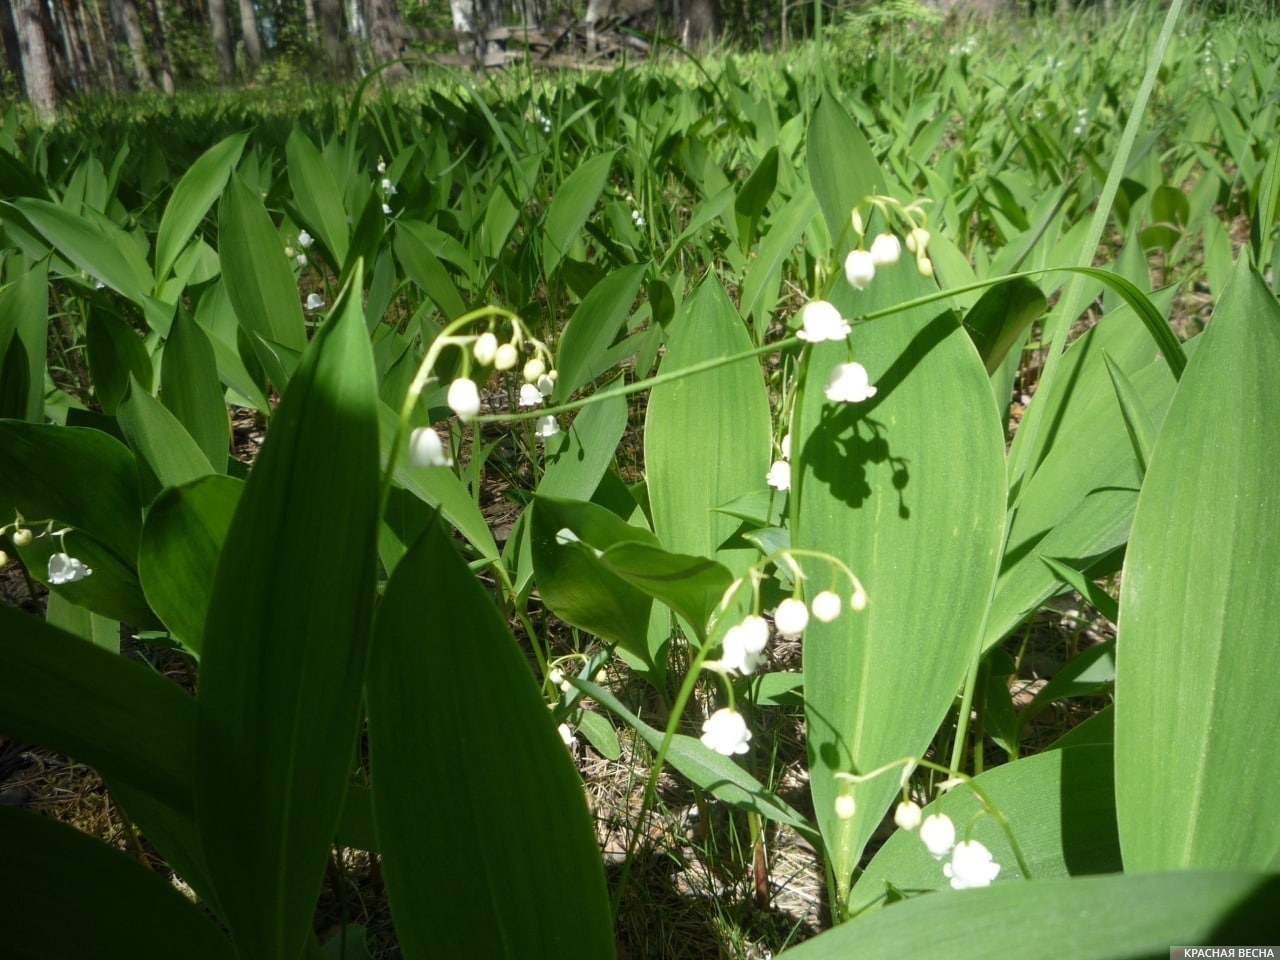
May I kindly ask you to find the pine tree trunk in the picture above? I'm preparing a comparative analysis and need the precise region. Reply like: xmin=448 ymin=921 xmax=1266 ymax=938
xmin=86 ymin=0 xmax=121 ymax=93
xmin=206 ymin=0 xmax=235 ymax=81
xmin=52 ymin=0 xmax=92 ymax=93
xmin=237 ymin=0 xmax=261 ymax=72
xmin=360 ymin=0 xmax=407 ymax=79
xmin=448 ymin=0 xmax=476 ymax=56
xmin=680 ymin=0 xmax=719 ymax=46
xmin=147 ymin=0 xmax=175 ymax=93
xmin=318 ymin=0 xmax=350 ymax=74
xmin=108 ymin=0 xmax=155 ymax=89
xmin=13 ymin=0 xmax=57 ymax=120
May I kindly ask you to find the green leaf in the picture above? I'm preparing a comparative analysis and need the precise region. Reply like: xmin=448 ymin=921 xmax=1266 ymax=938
xmin=195 ymin=264 xmax=379 ymax=960
xmin=1101 ymin=350 xmax=1156 ymax=478
xmin=554 ymin=263 xmax=648 ymax=401
xmin=806 ymin=93 xmax=885 ymax=249
xmin=645 ymin=277 xmax=770 ymax=580
xmin=578 ymin=679 xmax=819 ymax=845
xmin=139 ymin=475 xmax=242 ymax=656
xmin=734 ymin=145 xmax=778 ymax=252
xmin=286 ymin=127 xmax=349 ymax=268
xmin=0 ymin=807 xmax=233 ymax=960
xmin=1115 ymin=260 xmax=1280 ymax=871
xmin=542 ymin=150 xmax=615 ymax=277
xmin=530 ymin=495 xmax=658 ymax=662
xmin=741 ymin=189 xmax=819 ymax=339
xmin=0 ymin=259 xmax=48 ymax=422
xmin=86 ymin=311 xmax=153 ymax=416
xmin=962 ymin=276 xmax=1046 ymax=375
xmin=217 ymin=175 xmax=308 ymax=383
xmin=394 ymin=221 xmax=466 ymax=321
xmin=796 ymin=257 xmax=1006 ymax=911
xmin=367 ymin=520 xmax=615 ymax=960
xmin=783 ymin=871 xmax=1280 ymax=959
xmin=849 ymin=745 xmax=1122 ymax=917
xmin=118 ymin=376 xmax=216 ymax=503
xmin=162 ymin=310 xmax=230 ymax=473
xmin=155 ymin=131 xmax=249 ymax=284
xmin=538 ymin=379 xmax=629 ymax=503
xmin=0 ymin=603 xmax=194 ymax=813
xmin=0 ymin=420 xmax=154 ymax=626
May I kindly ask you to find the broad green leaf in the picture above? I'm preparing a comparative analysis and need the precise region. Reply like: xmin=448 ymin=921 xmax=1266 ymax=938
xmin=286 ymin=127 xmax=349 ymax=268
xmin=1115 ymin=260 xmax=1280 ymax=871
xmin=162 ymin=310 xmax=230 ymax=473
xmin=962 ymin=276 xmax=1046 ymax=375
xmin=542 ymin=150 xmax=615 ymax=277
xmin=0 ymin=259 xmax=48 ymax=422
xmin=394 ymin=221 xmax=466 ymax=321
xmin=118 ymin=376 xmax=216 ymax=503
xmin=1101 ymin=350 xmax=1156 ymax=477
xmin=848 ymin=745 xmax=1121 ymax=918
xmin=734 ymin=145 xmax=778 ymax=252
xmin=554 ymin=262 xmax=648 ymax=401
xmin=217 ymin=175 xmax=308 ymax=383
xmin=0 ymin=420 xmax=154 ymax=625
xmin=645 ymin=277 xmax=770 ymax=580
xmin=0 ymin=807 xmax=233 ymax=960
xmin=139 ymin=475 xmax=242 ymax=656
xmin=0 ymin=603 xmax=194 ymax=813
xmin=796 ymin=256 xmax=1006 ymax=913
xmin=530 ymin=495 xmax=658 ymax=662
xmin=86 ymin=311 xmax=153 ymax=416
xmin=782 ymin=871 xmax=1280 ymax=959
xmin=578 ymin=679 xmax=819 ymax=845
xmin=368 ymin=520 xmax=615 ymax=960
xmin=806 ymin=93 xmax=885 ymax=249
xmin=741 ymin=189 xmax=819 ymax=339
xmin=538 ymin=380 xmax=629 ymax=502
xmin=195 ymin=264 xmax=379 ymax=960
xmin=45 ymin=590 xmax=118 ymax=651
xmin=155 ymin=131 xmax=249 ymax=283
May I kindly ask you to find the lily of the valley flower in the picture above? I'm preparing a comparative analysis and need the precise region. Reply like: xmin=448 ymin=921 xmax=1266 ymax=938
xmin=700 ymin=708 xmax=752 ymax=756
xmin=834 ymin=793 xmax=856 ymax=820
xmin=766 ymin=460 xmax=791 ymax=491
xmin=536 ymin=373 xmax=555 ymax=397
xmin=473 ymin=332 xmax=499 ymax=366
xmin=447 ymin=378 xmax=482 ymax=422
xmin=844 ymin=249 xmax=876 ymax=290
xmin=710 ymin=614 xmax=770 ymax=676
xmin=894 ymin=800 xmax=923 ymax=831
xmin=920 ymin=813 xmax=956 ymax=859
xmin=304 ymin=293 xmax=324 ymax=312
xmin=495 ymin=342 xmax=519 ymax=371
xmin=774 ymin=597 xmax=810 ymax=638
xmin=869 ymin=233 xmax=902 ymax=266
xmin=524 ymin=357 xmax=546 ymax=381
xmin=558 ymin=723 xmax=575 ymax=747
xmin=518 ymin=383 xmax=543 ymax=408
xmin=824 ymin=362 xmax=877 ymax=403
xmin=796 ymin=300 xmax=852 ymax=343
xmin=48 ymin=553 xmax=93 ymax=585
xmin=535 ymin=415 xmax=560 ymax=439
xmin=408 ymin=426 xmax=453 ymax=467
xmin=944 ymin=839 xmax=1001 ymax=889
xmin=811 ymin=590 xmax=841 ymax=623
xmin=298 ymin=230 xmax=314 ymax=248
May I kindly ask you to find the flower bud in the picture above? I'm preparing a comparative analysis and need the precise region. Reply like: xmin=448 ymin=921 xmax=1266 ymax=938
xmin=774 ymin=597 xmax=810 ymax=638
xmin=835 ymin=793 xmax=857 ymax=820
xmin=869 ymin=233 xmax=901 ymax=266
xmin=894 ymin=800 xmax=923 ymax=831
xmin=811 ymin=590 xmax=841 ymax=623
xmin=494 ymin=343 xmax=519 ymax=370
xmin=850 ymin=207 xmax=865 ymax=237
xmin=473 ymin=332 xmax=499 ymax=366
xmin=12 ymin=527 xmax=33 ymax=547
xmin=0 ymin=550 xmax=8 ymax=566
xmin=917 ymin=256 xmax=934 ymax=278
xmin=523 ymin=358 xmax=546 ymax=382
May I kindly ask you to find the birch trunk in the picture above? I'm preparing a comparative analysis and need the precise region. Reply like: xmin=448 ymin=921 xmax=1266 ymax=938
xmin=236 ymin=0 xmax=261 ymax=72
xmin=13 ymin=0 xmax=57 ymax=120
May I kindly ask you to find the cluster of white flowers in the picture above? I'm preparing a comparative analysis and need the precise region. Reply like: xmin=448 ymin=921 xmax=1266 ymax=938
xmin=378 ymin=167 xmax=397 ymax=216
xmin=766 ymin=432 xmax=791 ymax=491
xmin=1072 ymin=107 xmax=1089 ymax=137
xmin=631 ymin=207 xmax=646 ymax=229
xmin=949 ymin=35 xmax=978 ymax=57
xmin=843 ymin=232 xmax=902 ymax=291
xmin=535 ymin=108 xmax=552 ymax=134
xmin=896 ymin=805 xmax=1002 ymax=890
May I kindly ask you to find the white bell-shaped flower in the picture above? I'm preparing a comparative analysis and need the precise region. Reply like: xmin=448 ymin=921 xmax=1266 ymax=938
xmin=408 ymin=426 xmax=453 ymax=468
xmin=869 ymin=233 xmax=902 ymax=266
xmin=894 ymin=800 xmax=923 ymax=831
xmin=473 ymin=332 xmax=499 ymax=366
xmin=447 ymin=378 xmax=481 ymax=422
xmin=766 ymin=460 xmax=791 ymax=491
xmin=944 ymin=840 xmax=1001 ymax=889
xmin=518 ymin=383 xmax=543 ymax=408
xmin=774 ymin=597 xmax=810 ymax=638
xmin=48 ymin=553 xmax=93 ymax=584
xmin=920 ymin=813 xmax=956 ymax=859
xmin=811 ymin=590 xmax=841 ymax=623
xmin=700 ymin=708 xmax=752 ymax=756
xmin=844 ymin=249 xmax=876 ymax=290
xmin=796 ymin=300 xmax=852 ymax=343
xmin=535 ymin=415 xmax=560 ymax=439
xmin=824 ymin=362 xmax=877 ymax=403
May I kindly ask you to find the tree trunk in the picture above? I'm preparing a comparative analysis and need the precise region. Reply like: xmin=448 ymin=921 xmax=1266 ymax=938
xmin=360 ymin=0 xmax=407 ymax=80
xmin=53 ymin=0 xmax=93 ymax=93
xmin=317 ymin=0 xmax=350 ymax=74
xmin=680 ymin=0 xmax=719 ymax=47
xmin=302 ymin=0 xmax=317 ymax=42
xmin=236 ymin=0 xmax=261 ymax=73
xmin=147 ymin=0 xmax=175 ymax=93
xmin=206 ymin=0 xmax=234 ymax=81
xmin=1 ymin=2 xmax=26 ymax=93
xmin=108 ymin=0 xmax=155 ymax=89
xmin=86 ymin=0 xmax=121 ymax=93
xmin=13 ymin=0 xmax=57 ymax=120
xmin=448 ymin=0 xmax=476 ymax=56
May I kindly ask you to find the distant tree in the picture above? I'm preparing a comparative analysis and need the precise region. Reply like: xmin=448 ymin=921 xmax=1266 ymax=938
xmin=361 ymin=0 xmax=408 ymax=78
xmin=147 ymin=0 xmax=176 ymax=93
xmin=11 ymin=0 xmax=57 ymax=119
xmin=680 ymin=0 xmax=722 ymax=44
xmin=108 ymin=0 xmax=156 ymax=89
xmin=317 ymin=0 xmax=351 ymax=74
xmin=207 ymin=0 xmax=236 ymax=80
xmin=237 ymin=0 xmax=263 ymax=72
